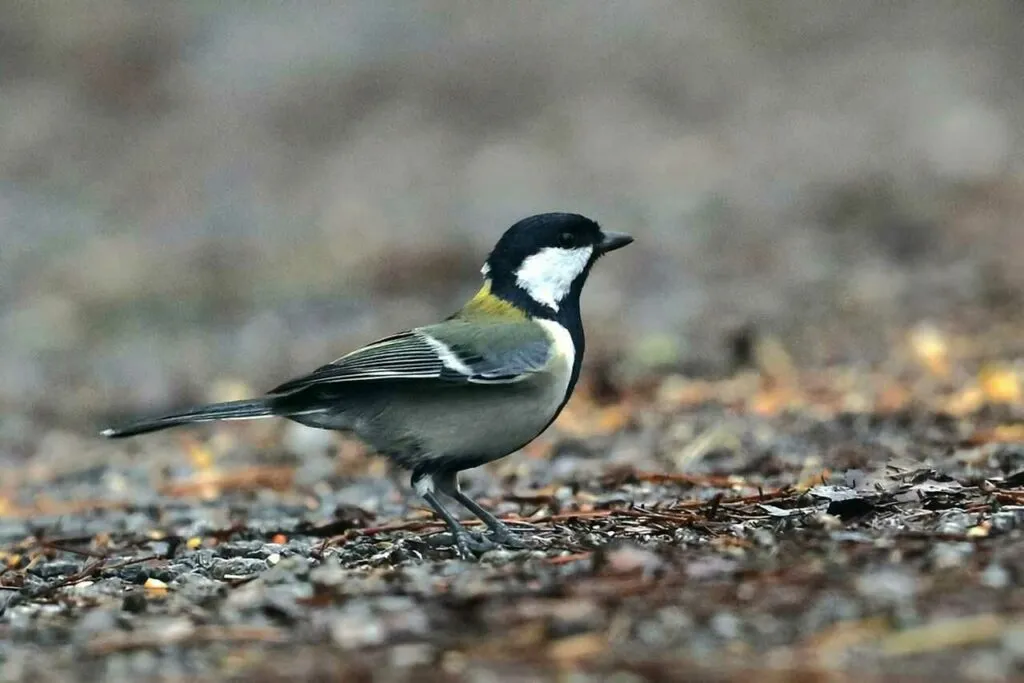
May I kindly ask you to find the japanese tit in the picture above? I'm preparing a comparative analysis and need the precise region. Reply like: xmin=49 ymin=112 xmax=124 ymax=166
xmin=103 ymin=212 xmax=633 ymax=559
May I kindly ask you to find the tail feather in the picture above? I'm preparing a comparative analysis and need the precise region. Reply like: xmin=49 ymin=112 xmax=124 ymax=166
xmin=101 ymin=398 xmax=274 ymax=438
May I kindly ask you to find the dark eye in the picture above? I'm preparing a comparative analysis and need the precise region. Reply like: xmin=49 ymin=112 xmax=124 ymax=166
xmin=557 ymin=231 xmax=576 ymax=248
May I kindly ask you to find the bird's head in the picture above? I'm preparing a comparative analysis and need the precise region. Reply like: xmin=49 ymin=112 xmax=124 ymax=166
xmin=474 ymin=213 xmax=632 ymax=318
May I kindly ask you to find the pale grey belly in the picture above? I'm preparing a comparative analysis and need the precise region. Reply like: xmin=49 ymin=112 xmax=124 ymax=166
xmin=288 ymin=373 xmax=567 ymax=472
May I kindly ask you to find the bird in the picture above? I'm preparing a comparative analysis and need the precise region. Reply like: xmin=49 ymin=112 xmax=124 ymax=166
xmin=102 ymin=213 xmax=633 ymax=559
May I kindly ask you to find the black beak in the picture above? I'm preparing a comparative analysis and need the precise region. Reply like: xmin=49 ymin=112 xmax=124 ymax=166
xmin=598 ymin=231 xmax=634 ymax=254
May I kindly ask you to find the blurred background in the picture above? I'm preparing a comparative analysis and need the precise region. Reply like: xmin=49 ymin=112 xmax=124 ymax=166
xmin=3 ymin=0 xmax=1024 ymax=427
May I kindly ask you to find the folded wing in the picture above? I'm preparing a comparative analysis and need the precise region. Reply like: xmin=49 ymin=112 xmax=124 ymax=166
xmin=269 ymin=323 xmax=551 ymax=396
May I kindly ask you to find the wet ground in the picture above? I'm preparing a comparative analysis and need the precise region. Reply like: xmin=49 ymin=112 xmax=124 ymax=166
xmin=2 ymin=323 xmax=1023 ymax=682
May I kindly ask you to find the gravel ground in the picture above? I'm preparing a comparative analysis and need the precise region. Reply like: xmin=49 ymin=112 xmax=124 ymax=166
xmin=2 ymin=325 xmax=1024 ymax=682
xmin=5 ymin=5 xmax=1024 ymax=681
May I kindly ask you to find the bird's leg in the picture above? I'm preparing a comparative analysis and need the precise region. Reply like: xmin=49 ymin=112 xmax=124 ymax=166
xmin=412 ymin=472 xmax=493 ymax=559
xmin=434 ymin=471 xmax=532 ymax=549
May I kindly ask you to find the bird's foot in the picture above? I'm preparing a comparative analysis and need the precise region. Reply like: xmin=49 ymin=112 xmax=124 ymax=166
xmin=455 ymin=530 xmax=497 ymax=559
xmin=425 ymin=525 xmax=538 ymax=558
xmin=425 ymin=529 xmax=497 ymax=559
xmin=485 ymin=524 xmax=536 ymax=549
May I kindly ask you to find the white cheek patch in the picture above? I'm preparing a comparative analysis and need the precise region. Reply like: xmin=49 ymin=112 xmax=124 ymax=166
xmin=514 ymin=246 xmax=593 ymax=311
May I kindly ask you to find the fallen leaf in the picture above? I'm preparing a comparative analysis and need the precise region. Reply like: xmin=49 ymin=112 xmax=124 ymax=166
xmin=547 ymin=632 xmax=608 ymax=665
xmin=979 ymin=363 xmax=1021 ymax=403
xmin=908 ymin=322 xmax=951 ymax=377
xmin=880 ymin=614 xmax=1005 ymax=657
xmin=144 ymin=577 xmax=168 ymax=592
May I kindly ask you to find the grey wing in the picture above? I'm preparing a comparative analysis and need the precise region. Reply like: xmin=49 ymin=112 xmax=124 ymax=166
xmin=443 ymin=338 xmax=551 ymax=383
xmin=269 ymin=331 xmax=441 ymax=394
xmin=268 ymin=327 xmax=550 ymax=395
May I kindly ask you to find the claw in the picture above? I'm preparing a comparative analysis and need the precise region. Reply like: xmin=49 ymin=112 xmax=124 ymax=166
xmin=486 ymin=522 xmax=537 ymax=549
xmin=456 ymin=530 xmax=497 ymax=558
xmin=424 ymin=530 xmax=497 ymax=559
xmin=489 ymin=531 xmax=532 ymax=549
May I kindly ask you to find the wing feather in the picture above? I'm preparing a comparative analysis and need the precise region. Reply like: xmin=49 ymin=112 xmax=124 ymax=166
xmin=268 ymin=323 xmax=552 ymax=396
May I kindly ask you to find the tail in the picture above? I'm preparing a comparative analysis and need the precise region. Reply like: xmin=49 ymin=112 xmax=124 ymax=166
xmin=101 ymin=398 xmax=274 ymax=438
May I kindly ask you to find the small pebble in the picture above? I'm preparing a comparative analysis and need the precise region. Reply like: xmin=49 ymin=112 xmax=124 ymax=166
xmin=209 ymin=558 xmax=267 ymax=580
xmin=118 ymin=566 xmax=150 ymax=584
xmin=991 ymin=507 xmax=1024 ymax=533
xmin=710 ymin=611 xmax=742 ymax=640
xmin=28 ymin=560 xmax=81 ymax=579
xmin=855 ymin=569 xmax=917 ymax=606
xmin=389 ymin=644 xmax=434 ymax=668
xmin=331 ymin=614 xmax=386 ymax=649
xmin=600 ymin=543 xmax=663 ymax=575
xmin=931 ymin=542 xmax=974 ymax=570
xmin=122 ymin=591 xmax=147 ymax=613
xmin=310 ymin=558 xmax=348 ymax=588
xmin=936 ymin=510 xmax=974 ymax=535
xmin=981 ymin=563 xmax=1011 ymax=590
